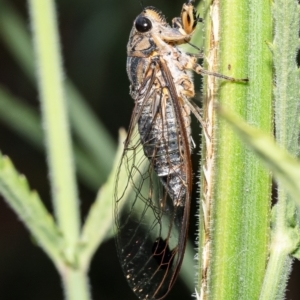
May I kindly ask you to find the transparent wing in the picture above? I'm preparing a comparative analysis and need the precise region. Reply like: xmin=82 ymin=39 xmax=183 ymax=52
xmin=114 ymin=59 xmax=192 ymax=300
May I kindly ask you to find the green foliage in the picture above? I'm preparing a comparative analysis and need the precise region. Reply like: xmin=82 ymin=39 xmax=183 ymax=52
xmin=0 ymin=153 xmax=65 ymax=267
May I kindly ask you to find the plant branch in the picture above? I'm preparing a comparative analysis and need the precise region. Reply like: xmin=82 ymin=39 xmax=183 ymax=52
xmin=28 ymin=0 xmax=80 ymax=250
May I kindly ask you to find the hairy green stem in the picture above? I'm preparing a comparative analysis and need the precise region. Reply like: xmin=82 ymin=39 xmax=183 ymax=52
xmin=198 ymin=0 xmax=272 ymax=299
xmin=28 ymin=0 xmax=80 ymax=250
xmin=260 ymin=0 xmax=300 ymax=299
xmin=28 ymin=1 xmax=90 ymax=299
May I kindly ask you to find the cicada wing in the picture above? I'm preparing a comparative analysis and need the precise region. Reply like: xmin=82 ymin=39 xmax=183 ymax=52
xmin=114 ymin=145 xmax=188 ymax=299
xmin=114 ymin=59 xmax=192 ymax=300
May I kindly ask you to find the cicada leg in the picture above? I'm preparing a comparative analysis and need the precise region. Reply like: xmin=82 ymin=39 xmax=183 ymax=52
xmin=192 ymin=63 xmax=249 ymax=82
xmin=172 ymin=0 xmax=202 ymax=35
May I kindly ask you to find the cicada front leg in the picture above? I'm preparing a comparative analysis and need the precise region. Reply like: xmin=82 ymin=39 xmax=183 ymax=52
xmin=181 ymin=0 xmax=202 ymax=34
xmin=172 ymin=0 xmax=202 ymax=35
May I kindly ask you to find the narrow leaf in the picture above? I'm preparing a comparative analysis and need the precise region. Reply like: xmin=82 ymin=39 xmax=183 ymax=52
xmin=219 ymin=106 xmax=300 ymax=209
xmin=0 ymin=152 xmax=64 ymax=268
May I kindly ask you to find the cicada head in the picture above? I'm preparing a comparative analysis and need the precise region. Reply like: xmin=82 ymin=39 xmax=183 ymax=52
xmin=127 ymin=3 xmax=201 ymax=58
xmin=127 ymin=7 xmax=169 ymax=58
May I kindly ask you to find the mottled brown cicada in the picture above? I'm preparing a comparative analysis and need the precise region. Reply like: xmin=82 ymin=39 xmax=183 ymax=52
xmin=114 ymin=1 xmax=245 ymax=299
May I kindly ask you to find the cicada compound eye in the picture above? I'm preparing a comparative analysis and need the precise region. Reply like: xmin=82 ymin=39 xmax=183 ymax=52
xmin=135 ymin=16 xmax=152 ymax=32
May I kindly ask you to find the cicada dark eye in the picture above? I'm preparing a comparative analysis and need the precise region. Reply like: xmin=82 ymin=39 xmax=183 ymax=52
xmin=135 ymin=16 xmax=152 ymax=32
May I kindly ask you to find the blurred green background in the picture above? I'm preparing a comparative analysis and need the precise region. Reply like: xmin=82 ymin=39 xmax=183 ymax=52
xmin=0 ymin=0 xmax=299 ymax=299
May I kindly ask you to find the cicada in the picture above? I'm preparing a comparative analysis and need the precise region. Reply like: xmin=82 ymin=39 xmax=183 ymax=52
xmin=114 ymin=1 xmax=245 ymax=299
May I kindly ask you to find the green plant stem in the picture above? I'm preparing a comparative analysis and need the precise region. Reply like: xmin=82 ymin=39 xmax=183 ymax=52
xmin=62 ymin=271 xmax=90 ymax=300
xmin=260 ymin=0 xmax=300 ymax=298
xmin=28 ymin=0 xmax=80 ymax=247
xmin=198 ymin=0 xmax=272 ymax=299
xmin=216 ymin=106 xmax=300 ymax=300
xmin=28 ymin=1 xmax=91 ymax=299
xmin=272 ymin=0 xmax=300 ymax=227
xmin=259 ymin=229 xmax=294 ymax=300
xmin=259 ymin=200 xmax=297 ymax=300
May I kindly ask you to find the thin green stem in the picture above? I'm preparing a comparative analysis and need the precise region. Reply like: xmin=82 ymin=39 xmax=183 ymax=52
xmin=28 ymin=1 xmax=91 ymax=299
xmin=259 ymin=231 xmax=293 ymax=300
xmin=62 ymin=270 xmax=91 ymax=300
xmin=28 ymin=0 xmax=80 ymax=250
xmin=260 ymin=0 xmax=300 ymax=298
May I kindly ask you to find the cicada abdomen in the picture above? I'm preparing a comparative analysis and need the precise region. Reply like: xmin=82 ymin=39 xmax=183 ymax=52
xmin=136 ymin=64 xmax=192 ymax=206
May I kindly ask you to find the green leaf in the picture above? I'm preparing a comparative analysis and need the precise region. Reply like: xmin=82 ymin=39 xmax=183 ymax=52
xmin=218 ymin=106 xmax=300 ymax=212
xmin=0 ymin=152 xmax=65 ymax=268
xmin=79 ymin=129 xmax=126 ymax=269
